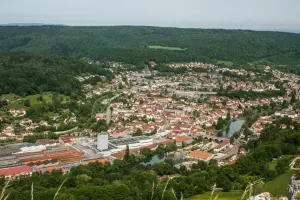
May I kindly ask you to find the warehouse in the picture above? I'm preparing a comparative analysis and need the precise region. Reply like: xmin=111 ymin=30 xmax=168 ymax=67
xmin=109 ymin=136 xmax=153 ymax=150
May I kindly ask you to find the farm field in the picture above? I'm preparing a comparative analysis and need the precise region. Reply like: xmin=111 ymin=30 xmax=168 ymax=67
xmin=148 ymin=45 xmax=187 ymax=51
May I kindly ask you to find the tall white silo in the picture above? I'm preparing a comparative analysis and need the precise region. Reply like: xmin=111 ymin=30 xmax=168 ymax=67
xmin=97 ymin=134 xmax=108 ymax=151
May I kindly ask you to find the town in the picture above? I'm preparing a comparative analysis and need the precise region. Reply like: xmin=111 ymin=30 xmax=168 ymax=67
xmin=1 ymin=61 xmax=300 ymax=199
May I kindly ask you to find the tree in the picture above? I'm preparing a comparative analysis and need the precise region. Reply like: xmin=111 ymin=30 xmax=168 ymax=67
xmin=124 ymin=144 xmax=130 ymax=161
xmin=24 ymin=99 xmax=30 ymax=107
xmin=76 ymin=174 xmax=92 ymax=186
xmin=216 ymin=173 xmax=232 ymax=192
xmin=56 ymin=194 xmax=76 ymax=200
xmin=165 ymin=142 xmax=177 ymax=152
xmin=133 ymin=128 xmax=143 ymax=136
xmin=275 ymin=157 xmax=290 ymax=175
xmin=291 ymin=90 xmax=296 ymax=104
xmin=163 ymin=189 xmax=177 ymax=200
xmin=226 ymin=112 xmax=231 ymax=121
xmin=140 ymin=148 xmax=151 ymax=157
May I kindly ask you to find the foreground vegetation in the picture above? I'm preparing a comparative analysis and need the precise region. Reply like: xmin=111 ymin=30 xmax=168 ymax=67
xmin=187 ymin=191 xmax=242 ymax=200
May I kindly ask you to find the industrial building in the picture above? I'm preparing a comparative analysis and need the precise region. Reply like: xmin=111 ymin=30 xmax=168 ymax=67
xmin=109 ymin=136 xmax=153 ymax=150
xmin=0 ymin=133 xmax=155 ymax=177
xmin=97 ymin=133 xmax=109 ymax=151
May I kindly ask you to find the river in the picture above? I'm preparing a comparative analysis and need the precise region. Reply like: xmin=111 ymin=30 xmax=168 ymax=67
xmin=142 ymin=153 xmax=184 ymax=166
xmin=220 ymin=119 xmax=246 ymax=138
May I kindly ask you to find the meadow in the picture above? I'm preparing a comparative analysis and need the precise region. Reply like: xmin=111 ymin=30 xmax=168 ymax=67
xmin=148 ymin=45 xmax=187 ymax=51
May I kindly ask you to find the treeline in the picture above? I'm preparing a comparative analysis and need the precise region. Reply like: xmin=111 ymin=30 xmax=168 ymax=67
xmin=153 ymin=64 xmax=188 ymax=74
xmin=218 ymin=89 xmax=285 ymax=99
xmin=3 ymin=118 xmax=300 ymax=200
xmin=1 ymin=26 xmax=300 ymax=65
xmin=0 ymin=52 xmax=114 ymax=96
xmin=23 ymin=132 xmax=58 ymax=143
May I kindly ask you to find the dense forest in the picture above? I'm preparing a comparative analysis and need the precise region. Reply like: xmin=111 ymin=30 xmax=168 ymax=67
xmin=0 ymin=26 xmax=300 ymax=65
xmin=3 ymin=118 xmax=300 ymax=200
xmin=0 ymin=52 xmax=114 ymax=96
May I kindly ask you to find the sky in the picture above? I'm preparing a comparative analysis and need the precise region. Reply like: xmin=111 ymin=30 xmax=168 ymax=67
xmin=1 ymin=0 xmax=300 ymax=30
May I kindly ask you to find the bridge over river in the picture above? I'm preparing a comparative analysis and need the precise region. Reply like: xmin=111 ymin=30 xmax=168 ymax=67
xmin=199 ymin=134 xmax=226 ymax=142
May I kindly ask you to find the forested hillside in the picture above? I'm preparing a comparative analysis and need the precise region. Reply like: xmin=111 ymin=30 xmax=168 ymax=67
xmin=1 ymin=26 xmax=300 ymax=65
xmin=0 ymin=52 xmax=114 ymax=96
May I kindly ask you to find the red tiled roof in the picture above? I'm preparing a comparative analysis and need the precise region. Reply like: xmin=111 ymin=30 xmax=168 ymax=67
xmin=48 ymin=166 xmax=56 ymax=172
xmin=228 ymin=160 xmax=237 ymax=165
xmin=175 ymin=136 xmax=190 ymax=143
xmin=87 ymin=158 xmax=109 ymax=164
xmin=214 ymin=138 xmax=230 ymax=150
xmin=188 ymin=150 xmax=213 ymax=160
xmin=0 ymin=166 xmax=32 ymax=176
xmin=158 ymin=139 xmax=175 ymax=145
xmin=111 ymin=152 xmax=125 ymax=160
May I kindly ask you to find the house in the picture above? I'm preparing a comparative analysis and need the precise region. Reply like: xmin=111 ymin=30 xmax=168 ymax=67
xmin=213 ymin=139 xmax=230 ymax=153
xmin=187 ymin=150 xmax=214 ymax=162
xmin=39 ymin=120 xmax=48 ymax=126
xmin=174 ymin=136 xmax=193 ymax=147
xmin=21 ymin=118 xmax=32 ymax=125
xmin=19 ymin=109 xmax=26 ymax=115
xmin=59 ymin=135 xmax=77 ymax=146
xmin=0 ymin=165 xmax=32 ymax=179
xmin=54 ymin=123 xmax=61 ymax=130
xmin=21 ymin=130 xmax=33 ymax=137
xmin=9 ymin=108 xmax=15 ymax=114
xmin=95 ymin=113 xmax=107 ymax=121
xmin=280 ymin=124 xmax=287 ymax=129
xmin=0 ymin=136 xmax=7 ymax=140
xmin=2 ymin=129 xmax=15 ymax=137
xmin=86 ymin=93 xmax=93 ymax=99
xmin=30 ymin=123 xmax=39 ymax=129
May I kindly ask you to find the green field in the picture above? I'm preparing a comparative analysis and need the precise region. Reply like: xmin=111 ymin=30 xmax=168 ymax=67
xmin=148 ymin=45 xmax=187 ymax=51
xmin=186 ymin=191 xmax=242 ymax=200
xmin=0 ymin=93 xmax=19 ymax=101
xmin=26 ymin=93 xmax=70 ymax=105
xmin=216 ymin=60 xmax=234 ymax=66
xmin=3 ymin=92 xmax=70 ymax=109
xmin=259 ymin=170 xmax=293 ymax=197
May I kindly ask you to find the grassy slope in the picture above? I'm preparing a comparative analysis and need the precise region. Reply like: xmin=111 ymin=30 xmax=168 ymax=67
xmin=186 ymin=191 xmax=242 ymax=200
xmin=259 ymin=170 xmax=293 ymax=197
xmin=26 ymin=93 xmax=70 ymax=105
xmin=3 ymin=92 xmax=70 ymax=109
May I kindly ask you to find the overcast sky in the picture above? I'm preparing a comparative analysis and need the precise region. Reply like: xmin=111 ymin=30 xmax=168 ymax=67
xmin=1 ymin=0 xmax=300 ymax=30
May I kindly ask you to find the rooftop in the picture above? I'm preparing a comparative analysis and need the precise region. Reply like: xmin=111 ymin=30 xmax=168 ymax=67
xmin=0 ymin=165 xmax=32 ymax=177
xmin=188 ymin=150 xmax=214 ymax=160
